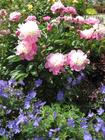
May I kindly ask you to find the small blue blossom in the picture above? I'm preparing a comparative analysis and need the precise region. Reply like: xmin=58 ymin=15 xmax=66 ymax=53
xmin=35 ymin=79 xmax=42 ymax=88
xmin=0 ymin=92 xmax=9 ymax=98
xmin=88 ymin=112 xmax=94 ymax=118
xmin=100 ymin=85 xmax=105 ymax=94
xmin=94 ymin=123 xmax=101 ymax=132
xmin=50 ymin=128 xmax=60 ymax=133
xmin=53 ymin=111 xmax=57 ymax=119
xmin=76 ymin=75 xmax=83 ymax=84
xmin=67 ymin=118 xmax=75 ymax=127
xmin=80 ymin=72 xmax=85 ymax=79
xmin=83 ymin=131 xmax=92 ymax=140
xmin=6 ymin=109 xmax=12 ymax=115
xmin=28 ymin=90 xmax=37 ymax=99
xmin=24 ymin=90 xmax=36 ymax=109
xmin=55 ymin=138 xmax=59 ymax=140
xmin=8 ymin=79 xmax=16 ymax=86
xmin=34 ymin=101 xmax=46 ymax=109
xmin=48 ymin=127 xmax=60 ymax=137
xmin=48 ymin=131 xmax=53 ymax=138
xmin=67 ymin=77 xmax=72 ymax=84
xmin=0 ymin=88 xmax=9 ymax=98
xmin=57 ymin=90 xmax=64 ymax=101
xmin=24 ymin=100 xmax=30 ymax=109
xmin=0 ymin=80 xmax=8 ymax=88
xmin=16 ymin=114 xmax=27 ymax=125
xmin=71 ymin=79 xmax=77 ymax=86
xmin=15 ymin=90 xmax=23 ymax=96
xmin=102 ymin=126 xmax=105 ymax=137
xmin=97 ymin=107 xmax=104 ymax=116
xmin=0 ymin=128 xmax=5 ymax=136
xmin=80 ymin=118 xmax=88 ymax=129
xmin=33 ymin=117 xmax=42 ymax=127
xmin=7 ymin=120 xmax=20 ymax=134
xmin=28 ymin=113 xmax=35 ymax=120
xmin=94 ymin=118 xmax=105 ymax=132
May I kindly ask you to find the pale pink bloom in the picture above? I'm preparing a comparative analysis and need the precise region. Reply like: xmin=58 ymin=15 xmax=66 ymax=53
xmin=18 ymin=21 xmax=41 ymax=41
xmin=63 ymin=16 xmax=72 ymax=22
xmin=92 ymin=32 xmax=103 ymax=40
xmin=25 ymin=15 xmax=36 ymax=22
xmin=51 ymin=17 xmax=61 ymax=26
xmin=93 ymin=24 xmax=105 ymax=39
xmin=43 ymin=16 xmax=51 ymax=21
xmin=73 ymin=16 xmax=85 ymax=24
xmin=9 ymin=11 xmax=21 ymax=22
xmin=51 ymin=0 xmax=64 ymax=14
xmin=16 ymin=38 xmax=37 ymax=61
xmin=93 ymin=24 xmax=105 ymax=34
xmin=66 ymin=50 xmax=90 ymax=71
xmin=62 ymin=6 xmax=77 ymax=15
xmin=47 ymin=23 xmax=53 ymax=31
xmin=79 ymin=28 xmax=94 ymax=39
xmin=45 ymin=53 xmax=65 ymax=75
xmin=85 ymin=17 xmax=100 ymax=25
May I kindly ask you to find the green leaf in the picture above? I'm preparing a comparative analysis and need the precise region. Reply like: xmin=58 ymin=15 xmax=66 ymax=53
xmin=10 ymin=70 xmax=28 ymax=80
xmin=7 ymin=55 xmax=20 ymax=63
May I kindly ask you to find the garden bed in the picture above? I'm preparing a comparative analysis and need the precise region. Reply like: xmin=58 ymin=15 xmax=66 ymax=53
xmin=0 ymin=0 xmax=105 ymax=140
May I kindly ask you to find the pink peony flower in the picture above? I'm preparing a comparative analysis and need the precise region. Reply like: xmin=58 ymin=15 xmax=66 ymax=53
xmin=66 ymin=50 xmax=90 ymax=71
xmin=51 ymin=0 xmax=64 ymax=14
xmin=79 ymin=28 xmax=94 ymax=39
xmin=73 ymin=16 xmax=85 ymax=24
xmin=85 ymin=17 xmax=100 ymax=25
xmin=16 ymin=38 xmax=37 ymax=61
xmin=47 ymin=23 xmax=53 ymax=31
xmin=25 ymin=15 xmax=36 ymax=22
xmin=18 ymin=21 xmax=41 ymax=41
xmin=9 ymin=11 xmax=21 ymax=22
xmin=62 ymin=6 xmax=77 ymax=15
xmin=43 ymin=16 xmax=51 ymax=21
xmin=45 ymin=53 xmax=65 ymax=75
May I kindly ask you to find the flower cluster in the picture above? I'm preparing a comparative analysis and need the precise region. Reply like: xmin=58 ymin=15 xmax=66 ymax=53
xmin=80 ymin=24 xmax=105 ymax=40
xmin=0 ymin=79 xmax=45 ymax=138
xmin=9 ymin=11 xmax=21 ymax=22
xmin=51 ymin=0 xmax=64 ymax=14
xmin=50 ymin=1 xmax=105 ymax=41
xmin=71 ymin=16 xmax=100 ymax=25
xmin=45 ymin=50 xmax=90 ymax=75
xmin=51 ymin=0 xmax=77 ymax=15
xmin=16 ymin=16 xmax=41 ymax=60
xmin=66 ymin=72 xmax=85 ymax=89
